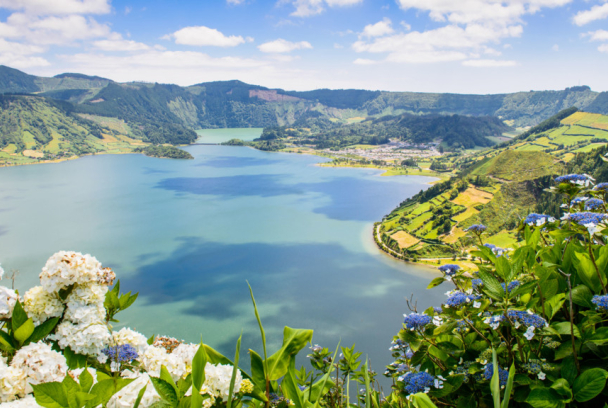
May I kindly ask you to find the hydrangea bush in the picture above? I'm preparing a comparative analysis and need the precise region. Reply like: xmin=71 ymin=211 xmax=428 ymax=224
xmin=2 ymin=172 xmax=608 ymax=407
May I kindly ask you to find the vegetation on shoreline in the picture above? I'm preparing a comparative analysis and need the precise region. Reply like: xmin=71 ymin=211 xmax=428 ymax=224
xmin=134 ymin=145 xmax=193 ymax=159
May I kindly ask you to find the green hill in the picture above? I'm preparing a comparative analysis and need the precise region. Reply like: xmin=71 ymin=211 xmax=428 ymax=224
xmin=469 ymin=150 xmax=562 ymax=181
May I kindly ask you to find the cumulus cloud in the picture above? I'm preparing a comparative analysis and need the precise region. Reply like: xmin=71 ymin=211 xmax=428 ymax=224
xmin=360 ymin=18 xmax=394 ymax=38
xmin=353 ymin=0 xmax=568 ymax=65
xmin=353 ymin=58 xmax=378 ymax=65
xmin=163 ymin=26 xmax=249 ymax=47
xmin=93 ymin=35 xmax=150 ymax=52
xmin=226 ymin=0 xmax=246 ymax=4
xmin=0 ymin=0 xmax=111 ymax=15
xmin=258 ymin=39 xmax=312 ymax=53
xmin=573 ymin=3 xmax=608 ymax=26
xmin=599 ymin=44 xmax=608 ymax=53
xmin=462 ymin=59 xmax=517 ymax=67
xmin=288 ymin=0 xmax=363 ymax=17
xmin=0 ymin=38 xmax=49 ymax=67
xmin=584 ymin=29 xmax=608 ymax=42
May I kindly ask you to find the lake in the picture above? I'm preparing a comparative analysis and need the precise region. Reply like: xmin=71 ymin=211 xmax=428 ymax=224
xmin=0 ymin=129 xmax=444 ymax=377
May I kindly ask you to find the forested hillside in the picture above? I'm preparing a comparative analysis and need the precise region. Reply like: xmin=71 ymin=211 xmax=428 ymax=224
xmin=1 ymin=66 xmax=608 ymax=131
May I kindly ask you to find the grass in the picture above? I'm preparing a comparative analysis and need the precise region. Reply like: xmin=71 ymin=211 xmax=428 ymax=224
xmin=470 ymin=150 xmax=562 ymax=181
xmin=453 ymin=207 xmax=479 ymax=222
xmin=451 ymin=187 xmax=493 ymax=206
xmin=484 ymin=230 xmax=519 ymax=248
xmin=391 ymin=231 xmax=419 ymax=249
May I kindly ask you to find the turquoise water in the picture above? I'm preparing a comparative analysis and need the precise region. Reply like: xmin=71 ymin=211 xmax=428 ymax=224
xmin=0 ymin=129 xmax=443 ymax=375
xmin=196 ymin=128 xmax=263 ymax=144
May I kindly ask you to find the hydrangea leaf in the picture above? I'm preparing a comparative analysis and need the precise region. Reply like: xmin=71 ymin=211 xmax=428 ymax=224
xmin=427 ymin=277 xmax=445 ymax=289
xmin=572 ymin=368 xmax=608 ymax=402
xmin=525 ymin=387 xmax=564 ymax=408
xmin=150 ymin=377 xmax=178 ymax=406
xmin=24 ymin=317 xmax=60 ymax=346
xmin=14 ymin=318 xmax=35 ymax=345
xmin=571 ymin=285 xmax=595 ymax=308
xmin=560 ymin=356 xmax=578 ymax=385
xmin=31 ymin=382 xmax=69 ymax=408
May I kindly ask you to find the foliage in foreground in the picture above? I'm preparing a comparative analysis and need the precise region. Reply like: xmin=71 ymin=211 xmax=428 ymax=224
xmin=3 ymin=173 xmax=608 ymax=407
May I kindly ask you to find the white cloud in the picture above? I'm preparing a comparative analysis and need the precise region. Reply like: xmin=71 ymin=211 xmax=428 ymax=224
xmin=288 ymin=0 xmax=363 ymax=17
xmin=552 ymin=44 xmax=559 ymax=51
xmin=258 ymin=39 xmax=312 ymax=53
xmin=334 ymin=43 xmax=344 ymax=48
xmin=163 ymin=26 xmax=248 ymax=47
xmin=0 ymin=0 xmax=111 ymax=15
xmin=353 ymin=24 xmax=521 ymax=63
xmin=573 ymin=3 xmax=608 ymax=26
xmin=584 ymin=29 xmax=608 ymax=42
xmin=124 ymin=6 xmax=131 ymax=15
xmin=396 ymin=0 xmax=571 ymax=26
xmin=599 ymin=44 xmax=608 ymax=53
xmin=353 ymin=58 xmax=377 ymax=65
xmin=93 ymin=36 xmax=150 ymax=52
xmin=0 ymin=38 xmax=49 ymax=67
xmin=360 ymin=18 xmax=394 ymax=38
xmin=462 ymin=59 xmax=517 ymax=67
xmin=227 ymin=0 xmax=246 ymax=4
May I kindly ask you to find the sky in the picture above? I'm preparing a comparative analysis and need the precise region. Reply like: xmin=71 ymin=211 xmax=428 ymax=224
xmin=0 ymin=0 xmax=607 ymax=94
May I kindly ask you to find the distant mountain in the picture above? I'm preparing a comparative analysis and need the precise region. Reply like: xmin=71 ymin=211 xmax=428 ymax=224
xmin=0 ymin=65 xmax=607 ymax=131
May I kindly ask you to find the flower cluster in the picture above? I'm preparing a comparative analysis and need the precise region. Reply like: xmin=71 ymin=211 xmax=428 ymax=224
xmin=102 ymin=344 xmax=139 ymax=363
xmin=594 ymin=182 xmax=608 ymax=192
xmin=501 ymin=280 xmax=520 ymax=293
xmin=444 ymin=291 xmax=481 ymax=308
xmin=524 ymin=213 xmax=555 ymax=227
xmin=0 ymin=286 xmax=19 ymax=320
xmin=472 ymin=278 xmax=483 ymax=289
xmin=399 ymin=371 xmax=443 ymax=395
xmin=585 ymin=198 xmax=605 ymax=210
xmin=483 ymin=363 xmax=509 ymax=387
xmin=403 ymin=313 xmax=432 ymax=330
xmin=592 ymin=295 xmax=608 ymax=312
xmin=555 ymin=174 xmax=594 ymax=186
xmin=466 ymin=224 xmax=487 ymax=233
xmin=22 ymin=286 xmax=63 ymax=325
xmin=1 ymin=342 xmax=67 ymax=402
xmin=438 ymin=264 xmax=460 ymax=280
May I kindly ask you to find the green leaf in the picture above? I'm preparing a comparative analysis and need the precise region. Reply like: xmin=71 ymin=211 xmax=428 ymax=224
xmin=427 ymin=277 xmax=445 ymax=289
xmin=571 ymin=285 xmax=594 ymax=308
xmin=490 ymin=350 xmax=500 ymax=408
xmin=561 ymin=356 xmax=578 ymax=385
xmin=545 ymin=293 xmax=566 ymax=320
xmin=551 ymin=322 xmax=581 ymax=338
xmin=134 ymin=385 xmax=147 ymax=408
xmin=249 ymin=348 xmax=266 ymax=397
xmin=25 ymin=317 xmax=60 ymax=345
xmin=266 ymin=327 xmax=314 ymax=381
xmin=248 ymin=282 xmax=268 ymax=371
xmin=478 ymin=269 xmax=504 ymax=300
xmin=11 ymin=300 xmax=29 ymax=332
xmin=63 ymin=374 xmax=81 ymax=408
xmin=525 ymin=388 xmax=565 ymax=408
xmin=87 ymin=378 xmax=134 ymax=408
xmin=14 ymin=318 xmax=35 ymax=345
xmin=312 ymin=342 xmax=340 ymax=408
xmin=0 ymin=329 xmax=15 ymax=351
xmin=160 ymin=365 xmax=178 ymax=396
xmin=550 ymin=379 xmax=572 ymax=403
xmin=501 ymin=362 xmax=516 ymax=408
xmin=226 ymin=332 xmax=242 ymax=408
xmin=410 ymin=393 xmax=439 ymax=408
xmin=32 ymin=382 xmax=69 ymax=408
xmin=150 ymin=377 xmax=178 ymax=406
xmin=281 ymin=362 xmax=303 ymax=408
xmin=191 ymin=343 xmax=208 ymax=391
xmin=190 ymin=387 xmax=203 ymax=408
xmin=79 ymin=368 xmax=94 ymax=393
xmin=573 ymin=252 xmax=601 ymax=293
xmin=75 ymin=392 xmax=95 ymax=408
xmin=572 ymin=368 xmax=608 ymax=402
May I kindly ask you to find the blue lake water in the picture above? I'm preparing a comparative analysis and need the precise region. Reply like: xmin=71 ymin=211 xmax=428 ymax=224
xmin=0 ymin=129 xmax=444 ymax=376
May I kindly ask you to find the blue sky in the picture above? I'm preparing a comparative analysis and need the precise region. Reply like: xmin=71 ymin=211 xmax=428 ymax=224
xmin=0 ymin=0 xmax=607 ymax=93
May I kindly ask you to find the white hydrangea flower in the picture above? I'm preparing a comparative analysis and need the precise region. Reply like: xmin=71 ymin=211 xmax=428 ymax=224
xmin=55 ymin=321 xmax=112 ymax=357
xmin=23 ymin=286 xmax=64 ymax=326
xmin=0 ymin=263 xmax=4 ymax=280
xmin=65 ymin=283 xmax=108 ymax=308
xmin=107 ymin=374 xmax=160 ymax=408
xmin=139 ymin=346 xmax=186 ymax=381
xmin=1 ymin=365 xmax=27 ymax=402
xmin=113 ymin=328 xmax=149 ymax=355
xmin=39 ymin=251 xmax=105 ymax=293
xmin=0 ymin=286 xmax=19 ymax=319
xmin=204 ymin=363 xmax=242 ymax=401
xmin=172 ymin=343 xmax=199 ymax=375
xmin=0 ymin=394 xmax=42 ymax=407
xmin=11 ymin=342 xmax=67 ymax=395
xmin=64 ymin=303 xmax=106 ymax=326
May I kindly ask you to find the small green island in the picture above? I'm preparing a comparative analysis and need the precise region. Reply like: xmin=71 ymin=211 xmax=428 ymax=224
xmin=134 ymin=145 xmax=194 ymax=160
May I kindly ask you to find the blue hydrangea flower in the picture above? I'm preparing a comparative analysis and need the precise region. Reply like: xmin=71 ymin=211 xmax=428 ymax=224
xmin=433 ymin=306 xmax=443 ymax=313
xmin=438 ymin=264 xmax=460 ymax=277
xmin=483 ymin=363 xmax=509 ymax=386
xmin=405 ymin=348 xmax=414 ymax=359
xmin=570 ymin=197 xmax=589 ymax=206
xmin=466 ymin=224 xmax=487 ymax=233
xmin=592 ymin=295 xmax=608 ymax=312
xmin=483 ymin=314 xmax=504 ymax=329
xmin=555 ymin=174 xmax=594 ymax=186
xmin=507 ymin=310 xmax=547 ymax=329
xmin=102 ymin=344 xmax=138 ymax=363
xmin=444 ymin=291 xmax=481 ymax=308
xmin=403 ymin=313 xmax=432 ymax=330
xmin=525 ymin=213 xmax=556 ymax=226
xmin=585 ymin=198 xmax=604 ymax=211
xmin=562 ymin=212 xmax=608 ymax=226
xmin=594 ymin=182 xmax=608 ymax=192
xmin=455 ymin=319 xmax=472 ymax=333
xmin=501 ymin=280 xmax=520 ymax=293
xmin=472 ymin=278 xmax=483 ymax=289
xmin=399 ymin=372 xmax=436 ymax=394
xmin=389 ymin=339 xmax=408 ymax=351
